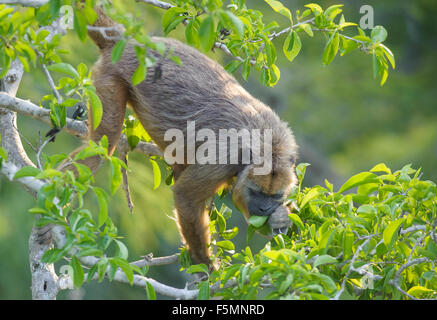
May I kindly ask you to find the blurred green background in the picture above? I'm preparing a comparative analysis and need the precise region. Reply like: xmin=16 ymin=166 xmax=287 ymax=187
xmin=0 ymin=0 xmax=436 ymax=299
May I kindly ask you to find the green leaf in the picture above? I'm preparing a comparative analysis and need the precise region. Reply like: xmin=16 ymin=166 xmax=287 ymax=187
xmin=164 ymin=15 xmax=186 ymax=35
xmin=145 ymin=281 xmax=156 ymax=300
xmin=86 ymin=89 xmax=103 ymax=130
xmin=343 ymin=230 xmax=354 ymax=259
xmin=371 ymin=25 xmax=387 ymax=43
xmin=242 ymin=58 xmax=251 ymax=81
xmin=222 ymin=11 xmax=244 ymax=38
xmin=70 ymin=256 xmax=85 ymax=288
xmin=248 ymin=215 xmax=269 ymax=228
xmin=407 ymin=286 xmax=435 ymax=298
xmin=199 ymin=16 xmax=216 ymax=52
xmin=197 ymin=281 xmax=210 ymax=300
xmin=299 ymin=23 xmax=313 ymax=37
xmin=73 ymin=9 xmax=88 ymax=42
xmin=162 ymin=7 xmax=186 ymax=34
xmin=114 ymin=239 xmax=129 ymax=260
xmin=149 ymin=159 xmax=161 ymax=189
xmin=300 ymin=188 xmax=319 ymax=209
xmin=322 ymin=31 xmax=339 ymax=66
xmin=0 ymin=146 xmax=7 ymax=163
xmin=283 ymin=30 xmax=301 ymax=62
xmin=383 ymin=218 xmax=404 ymax=248
xmin=13 ymin=166 xmax=41 ymax=179
xmin=324 ymin=4 xmax=343 ymax=20
xmin=370 ymin=163 xmax=392 ymax=174
xmin=313 ymin=254 xmax=337 ymax=268
xmin=185 ymin=19 xmax=200 ymax=47
xmin=132 ymin=62 xmax=147 ymax=86
xmin=111 ymin=40 xmax=127 ymax=63
xmin=337 ymin=172 xmax=379 ymax=194
xmin=216 ymin=240 xmax=235 ymax=251
xmin=41 ymin=248 xmax=65 ymax=263
xmin=288 ymin=213 xmax=304 ymax=230
xmin=110 ymin=157 xmax=122 ymax=195
xmin=296 ymin=163 xmax=310 ymax=183
xmin=94 ymin=187 xmax=108 ymax=227
xmin=380 ymin=44 xmax=395 ymax=69
xmin=186 ymin=264 xmax=209 ymax=274
xmin=47 ymin=63 xmax=79 ymax=79
xmin=265 ymin=0 xmax=293 ymax=24
xmin=111 ymin=257 xmax=134 ymax=285
xmin=357 ymin=204 xmax=377 ymax=216
xmin=305 ymin=3 xmax=323 ymax=15
xmin=83 ymin=5 xmax=98 ymax=24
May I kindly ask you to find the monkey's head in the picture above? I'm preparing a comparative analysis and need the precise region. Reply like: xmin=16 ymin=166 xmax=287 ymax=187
xmin=232 ymin=152 xmax=297 ymax=227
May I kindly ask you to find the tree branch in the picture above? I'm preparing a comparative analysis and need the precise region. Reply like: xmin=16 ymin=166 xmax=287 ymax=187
xmin=0 ymin=92 xmax=163 ymax=157
xmin=0 ymin=0 xmax=48 ymax=7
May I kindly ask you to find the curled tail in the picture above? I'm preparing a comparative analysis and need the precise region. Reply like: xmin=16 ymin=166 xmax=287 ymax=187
xmin=87 ymin=7 xmax=124 ymax=50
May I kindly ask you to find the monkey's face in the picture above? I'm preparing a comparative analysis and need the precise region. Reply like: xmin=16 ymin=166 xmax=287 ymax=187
xmin=232 ymin=161 xmax=297 ymax=222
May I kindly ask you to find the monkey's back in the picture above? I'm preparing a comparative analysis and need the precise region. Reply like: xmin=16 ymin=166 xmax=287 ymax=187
xmin=97 ymin=37 xmax=295 ymax=157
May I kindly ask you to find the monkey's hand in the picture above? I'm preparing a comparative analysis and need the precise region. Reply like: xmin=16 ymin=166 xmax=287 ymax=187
xmin=268 ymin=205 xmax=292 ymax=235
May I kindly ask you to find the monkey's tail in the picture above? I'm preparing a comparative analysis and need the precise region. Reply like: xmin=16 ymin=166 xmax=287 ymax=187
xmin=87 ymin=7 xmax=124 ymax=50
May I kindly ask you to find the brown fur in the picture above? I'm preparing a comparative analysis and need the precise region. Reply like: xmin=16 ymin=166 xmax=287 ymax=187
xmin=85 ymin=9 xmax=298 ymax=266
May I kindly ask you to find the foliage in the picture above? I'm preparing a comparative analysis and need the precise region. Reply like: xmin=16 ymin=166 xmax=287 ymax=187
xmin=201 ymin=163 xmax=437 ymax=300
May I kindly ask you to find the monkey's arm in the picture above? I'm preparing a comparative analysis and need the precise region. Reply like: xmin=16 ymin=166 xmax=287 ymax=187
xmin=173 ymin=164 xmax=238 ymax=267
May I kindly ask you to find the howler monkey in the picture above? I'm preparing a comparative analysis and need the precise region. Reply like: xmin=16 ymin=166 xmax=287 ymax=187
xmin=81 ymin=7 xmax=298 ymax=266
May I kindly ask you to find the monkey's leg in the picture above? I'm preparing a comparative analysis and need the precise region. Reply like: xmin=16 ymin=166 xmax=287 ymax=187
xmin=172 ymin=165 xmax=235 ymax=267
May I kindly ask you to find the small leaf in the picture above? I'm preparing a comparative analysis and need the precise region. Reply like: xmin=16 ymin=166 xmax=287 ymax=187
xmin=111 ymin=257 xmax=134 ymax=285
xmin=199 ymin=16 xmax=216 ymax=52
xmin=149 ymin=159 xmax=161 ymax=189
xmin=322 ymin=31 xmax=339 ymax=65
xmin=300 ymin=23 xmax=313 ymax=37
xmin=383 ymin=218 xmax=404 ymax=248
xmin=186 ymin=264 xmax=209 ymax=274
xmin=313 ymin=254 xmax=337 ymax=268
xmin=222 ymin=11 xmax=244 ymax=38
xmin=70 ymin=256 xmax=85 ymax=288
xmin=265 ymin=0 xmax=293 ymax=24
xmin=110 ymin=157 xmax=122 ymax=194
xmin=94 ymin=187 xmax=108 ymax=227
xmin=132 ymin=62 xmax=147 ymax=86
xmin=111 ymin=40 xmax=127 ymax=63
xmin=337 ymin=172 xmax=379 ymax=194
xmin=73 ymin=9 xmax=88 ymax=42
xmin=407 ymin=286 xmax=435 ymax=298
xmin=114 ymin=239 xmax=129 ymax=260
xmin=197 ymin=281 xmax=210 ymax=300
xmin=371 ymin=25 xmax=388 ymax=43
xmin=13 ymin=166 xmax=41 ymax=179
xmin=47 ymin=63 xmax=79 ymax=79
xmin=288 ymin=213 xmax=304 ymax=230
xmin=248 ymin=215 xmax=269 ymax=228
xmin=299 ymin=188 xmax=319 ymax=209
xmin=145 ymin=282 xmax=156 ymax=300
xmin=86 ymin=89 xmax=103 ymax=130
xmin=283 ymin=30 xmax=301 ymax=62
xmin=216 ymin=240 xmax=235 ymax=251
xmin=370 ymin=163 xmax=392 ymax=174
